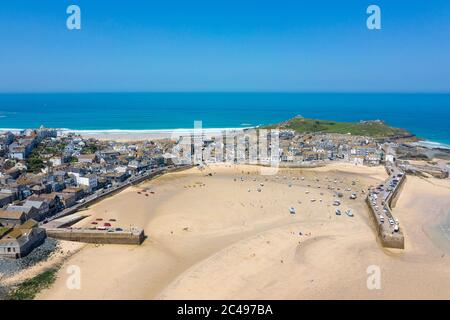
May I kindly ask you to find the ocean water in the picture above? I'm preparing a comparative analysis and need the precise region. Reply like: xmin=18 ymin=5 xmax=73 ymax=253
xmin=0 ymin=93 xmax=449 ymax=145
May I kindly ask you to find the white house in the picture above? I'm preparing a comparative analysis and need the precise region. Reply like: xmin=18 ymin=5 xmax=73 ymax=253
xmin=76 ymin=174 xmax=98 ymax=190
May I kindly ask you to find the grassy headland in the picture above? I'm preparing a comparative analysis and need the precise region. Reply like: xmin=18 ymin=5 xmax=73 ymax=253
xmin=265 ymin=116 xmax=413 ymax=139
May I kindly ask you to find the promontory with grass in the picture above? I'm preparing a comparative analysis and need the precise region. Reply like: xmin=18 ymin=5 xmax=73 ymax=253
xmin=264 ymin=115 xmax=415 ymax=140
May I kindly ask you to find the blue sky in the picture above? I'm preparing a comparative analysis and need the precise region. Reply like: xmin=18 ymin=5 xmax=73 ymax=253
xmin=0 ymin=0 xmax=449 ymax=92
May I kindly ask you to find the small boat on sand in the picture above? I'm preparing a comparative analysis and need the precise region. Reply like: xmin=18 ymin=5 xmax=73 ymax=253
xmin=345 ymin=209 xmax=354 ymax=217
xmin=289 ymin=207 xmax=296 ymax=214
xmin=335 ymin=209 xmax=341 ymax=215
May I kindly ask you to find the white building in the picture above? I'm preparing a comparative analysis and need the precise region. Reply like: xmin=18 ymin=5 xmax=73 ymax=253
xmin=76 ymin=174 xmax=98 ymax=190
xmin=49 ymin=157 xmax=63 ymax=166
xmin=71 ymin=172 xmax=98 ymax=191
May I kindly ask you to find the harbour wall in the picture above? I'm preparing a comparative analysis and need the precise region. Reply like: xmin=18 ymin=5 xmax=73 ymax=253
xmin=366 ymin=197 xmax=405 ymax=249
xmin=366 ymin=165 xmax=406 ymax=249
xmin=46 ymin=228 xmax=145 ymax=245
xmin=387 ymin=174 xmax=406 ymax=209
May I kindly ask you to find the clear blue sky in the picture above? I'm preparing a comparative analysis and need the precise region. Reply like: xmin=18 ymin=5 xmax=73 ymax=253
xmin=1 ymin=0 xmax=449 ymax=93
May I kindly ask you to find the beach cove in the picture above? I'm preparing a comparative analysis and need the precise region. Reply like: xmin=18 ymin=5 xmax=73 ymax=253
xmin=33 ymin=163 xmax=450 ymax=300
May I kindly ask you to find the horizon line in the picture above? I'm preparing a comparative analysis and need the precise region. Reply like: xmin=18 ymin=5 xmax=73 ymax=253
xmin=0 ymin=91 xmax=449 ymax=95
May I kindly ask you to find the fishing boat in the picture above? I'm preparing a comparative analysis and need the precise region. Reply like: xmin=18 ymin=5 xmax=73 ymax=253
xmin=345 ymin=209 xmax=354 ymax=217
xmin=335 ymin=209 xmax=341 ymax=215
xmin=289 ymin=207 xmax=296 ymax=214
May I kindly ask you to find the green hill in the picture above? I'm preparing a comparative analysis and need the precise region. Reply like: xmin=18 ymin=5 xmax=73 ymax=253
xmin=265 ymin=116 xmax=412 ymax=139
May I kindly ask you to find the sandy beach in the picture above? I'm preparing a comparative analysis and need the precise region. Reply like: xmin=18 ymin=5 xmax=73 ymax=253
xmin=79 ymin=128 xmax=248 ymax=142
xmin=35 ymin=163 xmax=450 ymax=300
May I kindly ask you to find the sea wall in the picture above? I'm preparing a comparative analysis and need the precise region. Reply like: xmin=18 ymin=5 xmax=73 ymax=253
xmin=366 ymin=165 xmax=406 ymax=249
xmin=131 ymin=164 xmax=194 ymax=185
xmin=47 ymin=228 xmax=145 ymax=245
xmin=387 ymin=175 xmax=406 ymax=209
xmin=366 ymin=197 xmax=405 ymax=249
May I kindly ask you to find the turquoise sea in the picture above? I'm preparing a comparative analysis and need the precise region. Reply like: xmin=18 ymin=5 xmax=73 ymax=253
xmin=0 ymin=93 xmax=449 ymax=146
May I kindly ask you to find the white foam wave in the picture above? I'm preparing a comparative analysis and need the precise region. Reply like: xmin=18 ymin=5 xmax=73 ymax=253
xmin=412 ymin=140 xmax=450 ymax=150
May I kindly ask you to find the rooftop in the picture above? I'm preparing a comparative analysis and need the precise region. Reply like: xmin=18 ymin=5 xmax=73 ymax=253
xmin=0 ymin=209 xmax=25 ymax=220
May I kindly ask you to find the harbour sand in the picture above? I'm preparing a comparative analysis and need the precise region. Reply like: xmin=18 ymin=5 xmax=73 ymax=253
xmin=36 ymin=164 xmax=450 ymax=299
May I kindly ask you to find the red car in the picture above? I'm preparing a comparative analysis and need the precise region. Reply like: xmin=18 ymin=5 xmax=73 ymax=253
xmin=91 ymin=221 xmax=98 ymax=225
xmin=104 ymin=222 xmax=112 ymax=227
